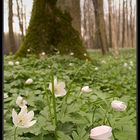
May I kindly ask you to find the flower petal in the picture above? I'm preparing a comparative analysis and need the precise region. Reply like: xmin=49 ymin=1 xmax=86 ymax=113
xmin=12 ymin=109 xmax=18 ymax=126
xmin=90 ymin=125 xmax=112 ymax=140
xmin=19 ymin=120 xmax=37 ymax=128
xmin=18 ymin=106 xmax=28 ymax=116
xmin=54 ymin=78 xmax=57 ymax=86
xmin=27 ymin=111 xmax=34 ymax=122
xmin=49 ymin=83 xmax=52 ymax=92
xmin=55 ymin=89 xmax=66 ymax=97
xmin=58 ymin=82 xmax=65 ymax=89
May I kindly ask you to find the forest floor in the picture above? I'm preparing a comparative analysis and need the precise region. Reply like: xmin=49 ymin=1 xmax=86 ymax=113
xmin=4 ymin=48 xmax=136 ymax=140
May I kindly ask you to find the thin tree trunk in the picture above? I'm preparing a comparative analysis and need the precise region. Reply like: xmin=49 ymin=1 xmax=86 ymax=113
xmin=8 ymin=0 xmax=17 ymax=53
xmin=108 ymin=0 xmax=119 ymax=55
xmin=108 ymin=0 xmax=112 ymax=48
xmin=16 ymin=0 xmax=24 ymax=37
xmin=117 ymin=0 xmax=120 ymax=48
xmin=131 ymin=5 xmax=136 ymax=48
xmin=122 ymin=0 xmax=125 ymax=48
xmin=92 ymin=0 xmax=109 ymax=54
xmin=130 ymin=0 xmax=135 ymax=48
xmin=24 ymin=5 xmax=27 ymax=34
xmin=126 ymin=0 xmax=129 ymax=47
xmin=83 ymin=0 xmax=94 ymax=49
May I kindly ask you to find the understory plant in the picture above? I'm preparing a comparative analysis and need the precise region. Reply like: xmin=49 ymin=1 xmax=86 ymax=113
xmin=4 ymin=49 xmax=136 ymax=140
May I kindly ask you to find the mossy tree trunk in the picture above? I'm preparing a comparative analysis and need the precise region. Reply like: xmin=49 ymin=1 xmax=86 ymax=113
xmin=15 ymin=0 xmax=90 ymax=60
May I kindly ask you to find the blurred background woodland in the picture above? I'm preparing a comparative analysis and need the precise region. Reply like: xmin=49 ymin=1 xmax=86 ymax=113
xmin=4 ymin=0 xmax=136 ymax=55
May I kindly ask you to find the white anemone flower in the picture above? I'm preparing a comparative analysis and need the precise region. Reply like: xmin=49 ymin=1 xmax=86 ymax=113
xmin=90 ymin=125 xmax=112 ymax=140
xmin=70 ymin=52 xmax=74 ymax=56
xmin=41 ymin=52 xmax=46 ymax=56
xmin=8 ymin=61 xmax=14 ymax=66
xmin=101 ymin=60 xmax=106 ymax=64
xmin=69 ymin=63 xmax=73 ymax=66
xmin=56 ymin=51 xmax=60 ymax=54
xmin=128 ymin=66 xmax=132 ymax=70
xmin=15 ymin=61 xmax=20 ymax=65
xmin=25 ymin=78 xmax=33 ymax=84
xmin=130 ymin=61 xmax=133 ymax=66
xmin=123 ymin=63 xmax=128 ymax=67
xmin=81 ymin=86 xmax=92 ymax=93
xmin=95 ymin=67 xmax=99 ymax=71
xmin=84 ymin=53 xmax=87 ymax=56
xmin=27 ymin=49 xmax=30 ymax=52
xmin=4 ymin=93 xmax=8 ymax=99
xmin=16 ymin=96 xmax=27 ymax=108
xmin=49 ymin=78 xmax=66 ymax=97
xmin=111 ymin=100 xmax=127 ymax=111
xmin=12 ymin=106 xmax=36 ymax=128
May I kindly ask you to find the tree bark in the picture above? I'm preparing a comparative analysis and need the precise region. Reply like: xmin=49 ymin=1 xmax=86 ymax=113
xmin=82 ymin=0 xmax=94 ymax=49
xmin=8 ymin=0 xmax=17 ymax=53
xmin=130 ymin=0 xmax=135 ymax=48
xmin=57 ymin=0 xmax=81 ymax=33
xmin=122 ymin=0 xmax=125 ymax=48
xmin=92 ymin=0 xmax=109 ymax=54
xmin=108 ymin=0 xmax=119 ymax=55
xmin=117 ymin=0 xmax=120 ymax=48
xmin=126 ymin=0 xmax=129 ymax=47
xmin=16 ymin=0 xmax=24 ymax=37
xmin=15 ymin=0 xmax=90 ymax=60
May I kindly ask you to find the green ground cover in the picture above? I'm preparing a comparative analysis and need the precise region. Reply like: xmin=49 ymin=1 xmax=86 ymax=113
xmin=4 ymin=48 xmax=136 ymax=140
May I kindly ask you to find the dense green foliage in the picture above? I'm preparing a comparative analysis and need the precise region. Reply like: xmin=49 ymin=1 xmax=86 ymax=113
xmin=15 ymin=0 xmax=89 ymax=60
xmin=4 ymin=48 xmax=136 ymax=140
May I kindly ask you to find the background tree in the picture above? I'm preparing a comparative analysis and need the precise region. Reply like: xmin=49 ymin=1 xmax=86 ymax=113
xmin=8 ymin=0 xmax=17 ymax=53
xmin=117 ymin=0 xmax=121 ymax=48
xmin=122 ymin=0 xmax=125 ymax=48
xmin=92 ymin=0 xmax=109 ymax=55
xmin=15 ymin=0 xmax=90 ymax=60
xmin=108 ymin=0 xmax=119 ymax=55
xmin=130 ymin=0 xmax=135 ymax=48
xmin=16 ymin=0 xmax=24 ymax=38
xmin=57 ymin=0 xmax=81 ymax=34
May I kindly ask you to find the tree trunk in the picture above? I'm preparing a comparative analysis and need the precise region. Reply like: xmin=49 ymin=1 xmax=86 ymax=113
xmin=57 ymin=0 xmax=81 ymax=34
xmin=82 ymin=0 xmax=94 ymax=49
xmin=132 ymin=5 xmax=136 ymax=48
xmin=92 ymin=0 xmax=109 ymax=54
xmin=16 ymin=0 xmax=24 ymax=37
xmin=8 ymin=0 xmax=17 ymax=53
xmin=126 ymin=0 xmax=129 ymax=47
xmin=122 ymin=0 xmax=125 ymax=48
xmin=130 ymin=0 xmax=135 ymax=48
xmin=15 ymin=0 xmax=90 ymax=60
xmin=117 ymin=0 xmax=120 ymax=48
xmin=108 ymin=0 xmax=112 ymax=49
xmin=24 ymin=5 xmax=27 ymax=34
xmin=108 ymin=0 xmax=119 ymax=55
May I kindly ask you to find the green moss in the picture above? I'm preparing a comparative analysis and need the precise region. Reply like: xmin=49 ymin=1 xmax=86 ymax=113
xmin=15 ymin=1 xmax=91 ymax=60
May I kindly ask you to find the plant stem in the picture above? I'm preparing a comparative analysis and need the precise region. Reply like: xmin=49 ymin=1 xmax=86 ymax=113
xmin=60 ymin=62 xmax=87 ymax=113
xmin=98 ymin=105 xmax=117 ymax=140
xmin=51 ymin=74 xmax=58 ymax=140
xmin=92 ymin=107 xmax=97 ymax=124
xmin=65 ymin=63 xmax=87 ymax=100
xmin=44 ymin=79 xmax=53 ymax=124
xmin=106 ymin=117 xmax=117 ymax=140
xmin=14 ymin=127 xmax=17 ymax=140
